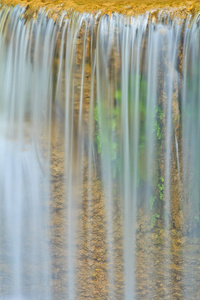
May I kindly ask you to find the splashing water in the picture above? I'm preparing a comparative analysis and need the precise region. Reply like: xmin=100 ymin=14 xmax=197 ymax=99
xmin=0 ymin=5 xmax=200 ymax=299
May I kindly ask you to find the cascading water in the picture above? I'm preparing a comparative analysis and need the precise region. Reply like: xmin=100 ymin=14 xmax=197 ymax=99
xmin=0 ymin=4 xmax=200 ymax=299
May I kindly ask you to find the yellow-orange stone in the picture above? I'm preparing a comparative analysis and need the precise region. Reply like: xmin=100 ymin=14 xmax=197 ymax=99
xmin=1 ymin=0 xmax=200 ymax=18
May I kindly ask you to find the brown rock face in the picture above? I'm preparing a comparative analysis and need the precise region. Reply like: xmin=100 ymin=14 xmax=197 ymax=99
xmin=2 ymin=0 xmax=200 ymax=19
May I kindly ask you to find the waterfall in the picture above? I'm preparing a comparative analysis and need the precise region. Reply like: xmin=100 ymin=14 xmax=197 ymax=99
xmin=0 ymin=4 xmax=200 ymax=299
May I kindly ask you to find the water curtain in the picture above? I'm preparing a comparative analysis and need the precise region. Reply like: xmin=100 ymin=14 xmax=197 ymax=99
xmin=0 ymin=5 xmax=200 ymax=299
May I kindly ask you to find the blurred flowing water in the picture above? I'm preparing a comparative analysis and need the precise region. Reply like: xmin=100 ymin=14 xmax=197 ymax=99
xmin=0 ymin=5 xmax=200 ymax=299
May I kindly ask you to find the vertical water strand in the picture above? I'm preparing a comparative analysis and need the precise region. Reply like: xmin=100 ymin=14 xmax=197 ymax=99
xmin=64 ymin=17 xmax=74 ymax=299
xmin=75 ymin=14 xmax=95 ymax=297
xmin=38 ymin=13 xmax=58 ymax=298
xmin=120 ymin=16 xmax=133 ymax=299
xmin=22 ymin=9 xmax=54 ymax=297
xmin=141 ymin=20 xmax=159 ymax=298
xmin=85 ymin=14 xmax=97 ymax=297
xmin=12 ymin=15 xmax=33 ymax=297
xmin=163 ymin=21 xmax=173 ymax=297
xmin=23 ymin=10 xmax=55 ymax=297
xmin=190 ymin=16 xmax=200 ymax=298
xmin=24 ymin=15 xmax=43 ymax=297
xmin=54 ymin=13 xmax=68 ymax=131
xmin=0 ymin=6 xmax=54 ymax=297
xmin=181 ymin=15 xmax=193 ymax=298
xmin=7 ymin=8 xmax=25 ymax=296
xmin=0 ymin=7 xmax=11 ymax=293
xmin=96 ymin=14 xmax=116 ymax=298
xmin=0 ymin=7 xmax=21 ymax=127
xmin=161 ymin=21 xmax=173 ymax=296
xmin=76 ymin=15 xmax=91 ymax=278
xmin=0 ymin=7 xmax=26 ymax=296
xmin=78 ymin=14 xmax=89 ymax=125
xmin=74 ymin=14 xmax=91 ymax=298
xmin=135 ymin=15 xmax=149 ymax=298
xmin=145 ymin=21 xmax=159 ymax=216
xmin=49 ymin=13 xmax=69 ymax=298
xmin=28 ymin=12 xmax=56 ymax=298
xmin=130 ymin=15 xmax=148 ymax=299
xmin=181 ymin=16 xmax=191 ymax=298
xmin=64 ymin=16 xmax=76 ymax=299
xmin=164 ymin=19 xmax=182 ymax=297
xmin=181 ymin=15 xmax=192 ymax=207
xmin=182 ymin=14 xmax=200 ymax=299
xmin=64 ymin=14 xmax=88 ymax=299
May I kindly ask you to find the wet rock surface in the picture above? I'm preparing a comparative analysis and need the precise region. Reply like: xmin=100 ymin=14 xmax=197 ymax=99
xmin=49 ymin=128 xmax=200 ymax=299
